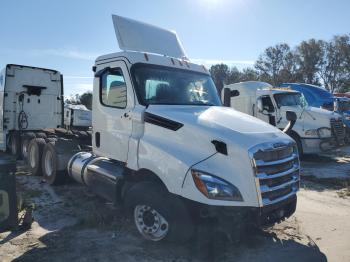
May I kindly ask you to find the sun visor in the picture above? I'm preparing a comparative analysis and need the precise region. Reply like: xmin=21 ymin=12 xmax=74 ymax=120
xmin=112 ymin=15 xmax=187 ymax=59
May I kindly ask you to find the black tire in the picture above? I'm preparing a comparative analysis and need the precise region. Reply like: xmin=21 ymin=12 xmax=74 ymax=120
xmin=77 ymin=131 xmax=88 ymax=139
xmin=42 ymin=138 xmax=80 ymax=185
xmin=35 ymin=132 xmax=47 ymax=139
xmin=9 ymin=132 xmax=21 ymax=159
xmin=21 ymin=132 xmax=36 ymax=160
xmin=27 ymin=138 xmax=46 ymax=176
xmin=124 ymin=181 xmax=194 ymax=242
xmin=289 ymin=132 xmax=303 ymax=157
xmin=45 ymin=137 xmax=58 ymax=143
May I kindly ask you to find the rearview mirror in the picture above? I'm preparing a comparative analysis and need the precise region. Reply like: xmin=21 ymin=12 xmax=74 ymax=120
xmin=283 ymin=111 xmax=297 ymax=133
xmin=223 ymin=88 xmax=240 ymax=107
xmin=286 ymin=111 xmax=297 ymax=122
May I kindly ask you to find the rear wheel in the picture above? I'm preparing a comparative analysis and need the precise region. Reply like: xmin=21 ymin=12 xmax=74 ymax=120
xmin=9 ymin=132 xmax=21 ymax=159
xmin=27 ymin=138 xmax=46 ymax=176
xmin=21 ymin=132 xmax=36 ymax=160
xmin=124 ymin=181 xmax=194 ymax=242
xmin=42 ymin=139 xmax=80 ymax=185
xmin=35 ymin=132 xmax=47 ymax=139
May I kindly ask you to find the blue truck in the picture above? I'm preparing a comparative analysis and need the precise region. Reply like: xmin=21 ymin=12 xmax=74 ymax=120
xmin=280 ymin=83 xmax=350 ymax=142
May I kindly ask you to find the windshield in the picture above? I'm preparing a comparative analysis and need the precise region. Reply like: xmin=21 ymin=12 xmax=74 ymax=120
xmin=131 ymin=64 xmax=221 ymax=106
xmin=274 ymin=92 xmax=308 ymax=108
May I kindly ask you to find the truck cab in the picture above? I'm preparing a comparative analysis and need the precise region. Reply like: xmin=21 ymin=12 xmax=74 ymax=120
xmin=223 ymin=81 xmax=345 ymax=154
xmin=64 ymin=104 xmax=92 ymax=130
xmin=0 ymin=65 xmax=63 ymax=156
xmin=281 ymin=83 xmax=350 ymax=142
xmin=34 ymin=15 xmax=300 ymax=242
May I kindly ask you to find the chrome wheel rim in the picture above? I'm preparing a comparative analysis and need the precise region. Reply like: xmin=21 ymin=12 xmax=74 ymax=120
xmin=11 ymin=138 xmax=16 ymax=155
xmin=22 ymin=142 xmax=28 ymax=158
xmin=29 ymin=146 xmax=37 ymax=168
xmin=44 ymin=150 xmax=53 ymax=177
xmin=134 ymin=205 xmax=169 ymax=241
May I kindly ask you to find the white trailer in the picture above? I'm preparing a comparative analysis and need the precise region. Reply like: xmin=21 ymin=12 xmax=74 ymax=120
xmin=0 ymin=65 xmax=64 ymax=157
xmin=0 ymin=65 xmax=91 ymax=175
xmin=222 ymin=81 xmax=345 ymax=155
xmin=24 ymin=16 xmax=300 ymax=242
xmin=64 ymin=104 xmax=92 ymax=130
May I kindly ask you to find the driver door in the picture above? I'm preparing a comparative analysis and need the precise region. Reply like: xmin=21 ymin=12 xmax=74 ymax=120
xmin=93 ymin=61 xmax=134 ymax=163
xmin=256 ymin=95 xmax=277 ymax=126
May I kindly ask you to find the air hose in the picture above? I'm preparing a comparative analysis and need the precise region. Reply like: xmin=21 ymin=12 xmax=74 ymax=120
xmin=18 ymin=93 xmax=28 ymax=130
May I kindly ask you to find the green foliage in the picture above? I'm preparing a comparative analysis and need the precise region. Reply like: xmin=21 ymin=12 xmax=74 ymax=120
xmin=65 ymin=92 xmax=93 ymax=110
xmin=210 ymin=34 xmax=350 ymax=93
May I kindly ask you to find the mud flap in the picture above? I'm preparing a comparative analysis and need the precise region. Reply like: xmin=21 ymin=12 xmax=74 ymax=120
xmin=0 ymin=156 xmax=18 ymax=232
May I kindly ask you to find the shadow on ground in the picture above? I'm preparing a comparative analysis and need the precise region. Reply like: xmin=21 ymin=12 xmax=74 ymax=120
xmin=11 ymin=221 xmax=327 ymax=262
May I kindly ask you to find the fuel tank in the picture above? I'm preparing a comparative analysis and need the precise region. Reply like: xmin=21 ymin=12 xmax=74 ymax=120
xmin=67 ymin=152 xmax=125 ymax=202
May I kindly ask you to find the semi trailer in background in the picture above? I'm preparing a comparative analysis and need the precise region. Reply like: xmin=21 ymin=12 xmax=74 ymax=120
xmin=1 ymin=16 xmax=301 ymax=242
xmin=222 ymin=81 xmax=345 ymax=154
xmin=0 ymin=64 xmax=92 ymax=180
xmin=64 ymin=104 xmax=92 ymax=130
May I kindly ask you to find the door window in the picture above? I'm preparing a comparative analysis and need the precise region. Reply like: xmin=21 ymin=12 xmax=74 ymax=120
xmin=261 ymin=96 xmax=274 ymax=112
xmin=100 ymin=69 xmax=127 ymax=108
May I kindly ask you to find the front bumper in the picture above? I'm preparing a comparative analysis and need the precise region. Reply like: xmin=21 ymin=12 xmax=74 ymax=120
xmin=301 ymin=136 xmax=344 ymax=154
xmin=189 ymin=195 xmax=297 ymax=228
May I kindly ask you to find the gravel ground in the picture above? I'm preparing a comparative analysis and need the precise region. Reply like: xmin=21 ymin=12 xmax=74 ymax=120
xmin=0 ymin=149 xmax=350 ymax=262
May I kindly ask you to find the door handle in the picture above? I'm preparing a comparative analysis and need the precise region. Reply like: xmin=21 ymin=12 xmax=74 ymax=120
xmin=123 ymin=112 xmax=129 ymax=118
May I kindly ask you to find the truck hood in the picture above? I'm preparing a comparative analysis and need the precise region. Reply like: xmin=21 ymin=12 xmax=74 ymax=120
xmin=145 ymin=105 xmax=292 ymax=154
xmin=280 ymin=105 xmax=342 ymax=120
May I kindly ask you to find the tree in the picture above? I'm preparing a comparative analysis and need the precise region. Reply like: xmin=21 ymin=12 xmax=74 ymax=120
xmin=65 ymin=92 xmax=93 ymax=110
xmin=209 ymin=64 xmax=230 ymax=93
xmin=295 ymin=39 xmax=325 ymax=85
xmin=320 ymin=35 xmax=350 ymax=93
xmin=239 ymin=68 xmax=259 ymax=82
xmin=255 ymin=43 xmax=299 ymax=85
xmin=226 ymin=66 xmax=241 ymax=84
xmin=79 ymin=92 xmax=93 ymax=110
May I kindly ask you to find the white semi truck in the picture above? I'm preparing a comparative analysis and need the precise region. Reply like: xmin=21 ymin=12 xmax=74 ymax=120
xmin=4 ymin=16 xmax=300 ymax=242
xmin=222 ymin=81 xmax=345 ymax=155
xmin=64 ymin=104 xmax=92 ymax=130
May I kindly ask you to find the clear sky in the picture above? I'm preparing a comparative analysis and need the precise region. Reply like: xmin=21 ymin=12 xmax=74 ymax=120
xmin=0 ymin=0 xmax=349 ymax=96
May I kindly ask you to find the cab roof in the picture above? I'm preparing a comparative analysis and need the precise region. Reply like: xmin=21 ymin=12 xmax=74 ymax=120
xmin=95 ymin=51 xmax=209 ymax=75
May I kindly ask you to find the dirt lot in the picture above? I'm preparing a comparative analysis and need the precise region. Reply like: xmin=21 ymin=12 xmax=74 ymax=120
xmin=1 ymin=150 xmax=350 ymax=262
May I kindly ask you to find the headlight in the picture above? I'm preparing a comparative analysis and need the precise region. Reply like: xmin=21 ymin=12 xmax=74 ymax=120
xmin=345 ymin=115 xmax=350 ymax=121
xmin=305 ymin=128 xmax=332 ymax=138
xmin=304 ymin=129 xmax=318 ymax=136
xmin=317 ymin=127 xmax=332 ymax=138
xmin=191 ymin=170 xmax=243 ymax=201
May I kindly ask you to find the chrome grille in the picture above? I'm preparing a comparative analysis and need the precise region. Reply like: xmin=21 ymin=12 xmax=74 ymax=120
xmin=330 ymin=118 xmax=345 ymax=142
xmin=249 ymin=141 xmax=300 ymax=206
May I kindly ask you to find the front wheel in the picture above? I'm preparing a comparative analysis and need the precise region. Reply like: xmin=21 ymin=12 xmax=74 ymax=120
xmin=289 ymin=133 xmax=303 ymax=157
xmin=124 ymin=181 xmax=194 ymax=242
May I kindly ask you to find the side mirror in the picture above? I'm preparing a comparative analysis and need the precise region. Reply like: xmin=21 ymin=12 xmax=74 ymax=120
xmin=257 ymin=97 xmax=263 ymax=112
xmin=283 ymin=111 xmax=297 ymax=133
xmin=223 ymin=88 xmax=239 ymax=107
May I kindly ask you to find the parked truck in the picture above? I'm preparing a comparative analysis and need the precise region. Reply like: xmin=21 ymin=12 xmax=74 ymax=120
xmin=0 ymin=64 xmax=91 ymax=175
xmin=64 ymin=104 xmax=92 ymax=130
xmin=3 ymin=16 xmax=301 ymax=242
xmin=280 ymin=83 xmax=350 ymax=142
xmin=222 ymin=81 xmax=345 ymax=155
